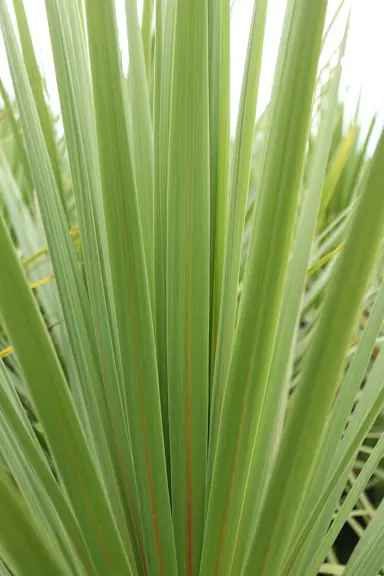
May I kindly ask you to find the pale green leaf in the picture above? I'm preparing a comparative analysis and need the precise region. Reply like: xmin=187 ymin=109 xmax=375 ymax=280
xmin=0 ymin=471 xmax=67 ymax=576
xmin=85 ymin=1 xmax=177 ymax=573
xmin=167 ymin=0 xmax=210 ymax=571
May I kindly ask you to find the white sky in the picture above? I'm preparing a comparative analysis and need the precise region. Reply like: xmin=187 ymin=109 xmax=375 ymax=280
xmin=1 ymin=0 xmax=383 ymax=142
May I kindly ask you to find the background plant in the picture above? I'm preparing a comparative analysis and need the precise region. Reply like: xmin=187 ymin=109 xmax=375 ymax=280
xmin=0 ymin=0 xmax=383 ymax=575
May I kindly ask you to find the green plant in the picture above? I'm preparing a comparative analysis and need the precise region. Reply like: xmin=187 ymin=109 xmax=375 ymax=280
xmin=0 ymin=0 xmax=383 ymax=575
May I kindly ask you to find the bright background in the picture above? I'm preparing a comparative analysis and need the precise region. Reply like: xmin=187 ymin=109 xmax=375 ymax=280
xmin=1 ymin=0 xmax=383 ymax=144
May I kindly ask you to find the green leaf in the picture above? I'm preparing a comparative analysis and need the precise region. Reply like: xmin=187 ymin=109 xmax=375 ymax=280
xmin=126 ymin=0 xmax=154 ymax=308
xmin=284 ymin=337 xmax=384 ymax=575
xmin=208 ymin=0 xmax=268 ymax=471
xmin=0 ymin=0 xmax=129 ymax=538
xmin=292 ymin=279 xmax=384 ymax=574
xmin=318 ymin=123 xmax=358 ymax=229
xmin=207 ymin=0 xmax=230 ymax=378
xmin=42 ymin=4 xmax=141 ymax=559
xmin=202 ymin=0 xmax=328 ymax=573
xmin=153 ymin=0 xmax=176 ymax=480
xmin=308 ymin=435 xmax=384 ymax=576
xmin=245 ymin=130 xmax=384 ymax=575
xmin=0 ymin=470 xmax=67 ymax=576
xmin=0 ymin=77 xmax=33 ymax=191
xmin=269 ymin=131 xmax=384 ymax=576
xmin=85 ymin=2 xmax=177 ymax=573
xmin=0 ymin=204 xmax=133 ymax=575
xmin=12 ymin=0 xmax=67 ymax=220
xmin=166 ymin=0 xmax=210 ymax=571
xmin=1 ymin=2 xmax=383 ymax=575
xmin=141 ymin=0 xmax=153 ymax=85
xmin=229 ymin=25 xmax=348 ymax=574
xmin=0 ymin=558 xmax=11 ymax=576
xmin=0 ymin=359 xmax=91 ymax=576
xmin=343 ymin=499 xmax=384 ymax=576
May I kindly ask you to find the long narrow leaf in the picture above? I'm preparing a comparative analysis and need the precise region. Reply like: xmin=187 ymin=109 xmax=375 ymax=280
xmin=153 ymin=0 xmax=177 ymax=479
xmin=12 ymin=0 xmax=67 ymax=219
xmin=126 ymin=0 xmax=154 ymax=307
xmin=230 ymin=26 xmax=349 ymax=574
xmin=0 ymin=210 xmax=133 ymax=574
xmin=207 ymin=0 xmax=230 ymax=379
xmin=208 ymin=0 xmax=267 ymax=469
xmin=0 ymin=359 xmax=94 ymax=576
xmin=248 ymin=130 xmax=384 ymax=575
xmin=85 ymin=2 xmax=177 ymax=573
xmin=41 ymin=0 xmax=143 ymax=566
xmin=0 ymin=0 xmax=128 ymax=534
xmin=308 ymin=435 xmax=384 ymax=575
xmin=0 ymin=471 xmax=66 ymax=576
xmin=202 ymin=1 xmax=328 ymax=573
xmin=167 ymin=0 xmax=210 ymax=571
xmin=343 ymin=499 xmax=384 ymax=576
